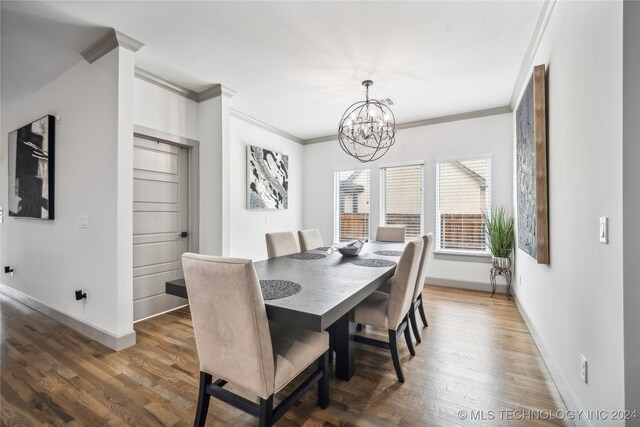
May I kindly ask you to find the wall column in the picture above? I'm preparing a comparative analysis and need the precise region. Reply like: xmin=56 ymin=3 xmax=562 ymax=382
xmin=197 ymin=87 xmax=234 ymax=256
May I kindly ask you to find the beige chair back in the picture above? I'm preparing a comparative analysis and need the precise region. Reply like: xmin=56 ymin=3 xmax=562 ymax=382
xmin=298 ymin=229 xmax=324 ymax=252
xmin=182 ymin=253 xmax=275 ymax=399
xmin=265 ymin=231 xmax=299 ymax=258
xmin=376 ymin=226 xmax=406 ymax=242
xmin=412 ymin=233 xmax=434 ymax=302
xmin=386 ymin=238 xmax=423 ymax=329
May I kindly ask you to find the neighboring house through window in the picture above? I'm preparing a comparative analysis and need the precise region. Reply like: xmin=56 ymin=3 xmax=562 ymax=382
xmin=436 ymin=157 xmax=491 ymax=253
xmin=334 ymin=169 xmax=370 ymax=243
xmin=380 ymin=163 xmax=424 ymax=241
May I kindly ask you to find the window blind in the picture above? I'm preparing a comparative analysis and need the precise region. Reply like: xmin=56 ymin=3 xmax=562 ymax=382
xmin=435 ymin=158 xmax=491 ymax=253
xmin=334 ymin=169 xmax=370 ymax=243
xmin=380 ymin=164 xmax=424 ymax=241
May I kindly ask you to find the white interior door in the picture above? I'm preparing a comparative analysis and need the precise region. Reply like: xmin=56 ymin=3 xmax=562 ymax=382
xmin=133 ymin=137 xmax=189 ymax=321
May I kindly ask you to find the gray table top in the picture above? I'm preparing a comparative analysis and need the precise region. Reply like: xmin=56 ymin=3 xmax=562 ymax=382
xmin=252 ymin=241 xmax=405 ymax=331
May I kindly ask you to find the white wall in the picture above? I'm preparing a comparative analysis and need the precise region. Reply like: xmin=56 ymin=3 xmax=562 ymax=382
xmin=133 ymin=78 xmax=199 ymax=140
xmin=512 ymin=1 xmax=625 ymax=422
xmin=303 ymin=113 xmax=513 ymax=290
xmin=132 ymin=79 xmax=306 ymax=262
xmin=229 ymin=116 xmax=304 ymax=261
xmin=0 ymin=48 xmax=136 ymax=342
xmin=623 ymin=1 xmax=640 ymax=421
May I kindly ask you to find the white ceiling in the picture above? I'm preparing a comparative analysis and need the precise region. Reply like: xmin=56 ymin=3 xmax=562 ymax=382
xmin=1 ymin=1 xmax=542 ymax=140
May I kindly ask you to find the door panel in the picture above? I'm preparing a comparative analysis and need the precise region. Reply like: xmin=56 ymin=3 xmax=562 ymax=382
xmin=133 ymin=212 xmax=178 ymax=235
xmin=133 ymin=241 xmax=179 ymax=268
xmin=134 ymin=148 xmax=178 ymax=174
xmin=134 ymin=261 xmax=179 ymax=277
xmin=133 ymin=270 xmax=178 ymax=300
xmin=133 ymin=180 xmax=178 ymax=203
xmin=133 ymin=136 xmax=189 ymax=321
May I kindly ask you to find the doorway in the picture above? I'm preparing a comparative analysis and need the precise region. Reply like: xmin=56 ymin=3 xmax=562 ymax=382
xmin=133 ymin=136 xmax=190 ymax=321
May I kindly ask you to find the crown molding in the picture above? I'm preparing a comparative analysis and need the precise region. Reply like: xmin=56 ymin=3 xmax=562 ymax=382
xmin=397 ymin=106 xmax=512 ymax=130
xmin=134 ymin=67 xmax=235 ymax=103
xmin=198 ymin=85 xmax=236 ymax=102
xmin=231 ymin=110 xmax=304 ymax=144
xmin=135 ymin=67 xmax=199 ymax=101
xmin=303 ymin=105 xmax=512 ymax=145
xmin=304 ymin=134 xmax=338 ymax=145
xmin=133 ymin=68 xmax=299 ymax=144
xmin=81 ymin=28 xmax=144 ymax=64
xmin=509 ymin=0 xmax=556 ymax=108
xmin=221 ymin=86 xmax=237 ymax=98
xmin=133 ymin=75 xmax=510 ymax=147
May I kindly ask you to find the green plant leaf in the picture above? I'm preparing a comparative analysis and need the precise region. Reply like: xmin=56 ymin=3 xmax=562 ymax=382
xmin=484 ymin=206 xmax=515 ymax=258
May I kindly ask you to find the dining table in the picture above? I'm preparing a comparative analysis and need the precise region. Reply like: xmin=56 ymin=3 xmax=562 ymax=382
xmin=166 ymin=240 xmax=406 ymax=381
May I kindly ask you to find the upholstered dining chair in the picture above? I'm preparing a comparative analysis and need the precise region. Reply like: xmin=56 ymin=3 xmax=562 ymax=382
xmin=353 ymin=238 xmax=423 ymax=382
xmin=265 ymin=231 xmax=299 ymax=258
xmin=375 ymin=226 xmax=406 ymax=242
xmin=298 ymin=229 xmax=324 ymax=252
xmin=378 ymin=233 xmax=433 ymax=344
xmin=182 ymin=253 xmax=330 ymax=427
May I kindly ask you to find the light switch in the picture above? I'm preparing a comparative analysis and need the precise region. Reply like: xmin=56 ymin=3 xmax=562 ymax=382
xmin=0 ymin=206 xmax=3 ymax=224
xmin=78 ymin=215 xmax=89 ymax=229
xmin=599 ymin=217 xmax=608 ymax=244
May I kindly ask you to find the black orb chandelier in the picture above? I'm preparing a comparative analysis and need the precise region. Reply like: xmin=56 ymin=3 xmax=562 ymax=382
xmin=338 ymin=80 xmax=397 ymax=163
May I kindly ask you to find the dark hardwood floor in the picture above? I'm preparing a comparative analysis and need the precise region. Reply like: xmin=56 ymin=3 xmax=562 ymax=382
xmin=1 ymin=286 xmax=569 ymax=426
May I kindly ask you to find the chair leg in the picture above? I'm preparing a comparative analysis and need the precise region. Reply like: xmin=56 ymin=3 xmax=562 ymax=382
xmin=418 ymin=295 xmax=429 ymax=327
xmin=388 ymin=330 xmax=405 ymax=383
xmin=409 ymin=309 xmax=422 ymax=344
xmin=259 ymin=395 xmax=274 ymax=427
xmin=194 ymin=371 xmax=212 ymax=427
xmin=403 ymin=319 xmax=416 ymax=356
xmin=317 ymin=351 xmax=330 ymax=408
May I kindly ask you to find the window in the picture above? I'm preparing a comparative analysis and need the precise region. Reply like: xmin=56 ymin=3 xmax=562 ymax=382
xmin=380 ymin=163 xmax=424 ymax=241
xmin=334 ymin=169 xmax=370 ymax=243
xmin=436 ymin=157 xmax=491 ymax=253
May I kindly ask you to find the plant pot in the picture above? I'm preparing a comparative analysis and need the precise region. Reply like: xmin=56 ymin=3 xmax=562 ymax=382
xmin=492 ymin=256 xmax=511 ymax=269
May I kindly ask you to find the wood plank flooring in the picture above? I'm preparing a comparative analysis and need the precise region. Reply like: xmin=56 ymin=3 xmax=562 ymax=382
xmin=1 ymin=286 xmax=570 ymax=426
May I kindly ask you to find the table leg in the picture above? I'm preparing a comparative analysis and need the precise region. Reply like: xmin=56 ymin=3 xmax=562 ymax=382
xmin=328 ymin=310 xmax=355 ymax=381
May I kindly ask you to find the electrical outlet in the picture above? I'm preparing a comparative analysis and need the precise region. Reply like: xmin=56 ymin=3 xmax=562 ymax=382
xmin=580 ymin=355 xmax=588 ymax=383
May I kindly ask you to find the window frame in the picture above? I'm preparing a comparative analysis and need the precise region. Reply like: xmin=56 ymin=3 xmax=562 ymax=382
xmin=379 ymin=161 xmax=425 ymax=242
xmin=333 ymin=167 xmax=371 ymax=244
xmin=434 ymin=155 xmax=492 ymax=256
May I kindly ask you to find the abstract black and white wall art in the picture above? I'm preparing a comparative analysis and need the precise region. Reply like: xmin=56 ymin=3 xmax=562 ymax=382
xmin=247 ymin=145 xmax=288 ymax=209
xmin=516 ymin=65 xmax=549 ymax=264
xmin=8 ymin=115 xmax=55 ymax=219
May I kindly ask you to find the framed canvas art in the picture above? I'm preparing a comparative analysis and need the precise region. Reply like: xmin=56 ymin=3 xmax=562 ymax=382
xmin=8 ymin=115 xmax=56 ymax=219
xmin=247 ymin=145 xmax=289 ymax=210
xmin=516 ymin=64 xmax=549 ymax=264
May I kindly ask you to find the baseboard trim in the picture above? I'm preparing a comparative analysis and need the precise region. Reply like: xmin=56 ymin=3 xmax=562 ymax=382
xmin=134 ymin=303 xmax=188 ymax=324
xmin=0 ymin=284 xmax=136 ymax=351
xmin=513 ymin=293 xmax=589 ymax=427
xmin=426 ymin=277 xmax=506 ymax=294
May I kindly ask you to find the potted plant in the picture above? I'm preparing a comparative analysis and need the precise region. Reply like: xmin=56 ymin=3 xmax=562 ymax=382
xmin=485 ymin=206 xmax=515 ymax=269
